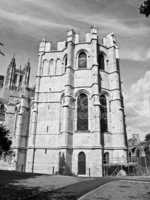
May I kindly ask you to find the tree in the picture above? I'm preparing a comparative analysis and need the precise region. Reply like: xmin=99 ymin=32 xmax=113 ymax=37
xmin=0 ymin=124 xmax=12 ymax=156
xmin=139 ymin=0 xmax=150 ymax=17
xmin=0 ymin=42 xmax=5 ymax=56
xmin=145 ymin=133 xmax=150 ymax=141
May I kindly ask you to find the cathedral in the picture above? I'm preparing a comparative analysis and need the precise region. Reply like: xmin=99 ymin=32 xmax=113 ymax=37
xmin=0 ymin=27 xmax=128 ymax=177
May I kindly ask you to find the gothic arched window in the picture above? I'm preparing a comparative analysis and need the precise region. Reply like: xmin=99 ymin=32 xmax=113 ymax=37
xmin=78 ymin=152 xmax=86 ymax=175
xmin=63 ymin=55 xmax=67 ymax=73
xmin=100 ymin=95 xmax=108 ymax=133
xmin=98 ymin=53 xmax=105 ymax=70
xmin=49 ymin=59 xmax=54 ymax=75
xmin=59 ymin=93 xmax=64 ymax=132
xmin=55 ymin=59 xmax=62 ymax=75
xmin=77 ymin=93 xmax=88 ymax=131
xmin=43 ymin=59 xmax=49 ymax=76
xmin=64 ymin=55 xmax=67 ymax=66
xmin=78 ymin=52 xmax=87 ymax=68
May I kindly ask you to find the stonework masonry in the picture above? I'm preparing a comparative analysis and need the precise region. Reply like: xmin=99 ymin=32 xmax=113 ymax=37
xmin=0 ymin=27 xmax=128 ymax=177
xmin=26 ymin=27 xmax=128 ymax=177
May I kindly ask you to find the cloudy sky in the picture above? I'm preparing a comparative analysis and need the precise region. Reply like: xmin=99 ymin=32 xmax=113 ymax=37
xmin=0 ymin=0 xmax=150 ymax=140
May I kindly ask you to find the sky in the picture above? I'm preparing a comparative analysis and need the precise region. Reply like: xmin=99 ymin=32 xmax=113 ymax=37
xmin=0 ymin=0 xmax=150 ymax=140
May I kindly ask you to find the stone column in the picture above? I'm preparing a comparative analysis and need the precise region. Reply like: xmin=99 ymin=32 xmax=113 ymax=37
xmin=62 ymin=29 xmax=75 ymax=173
xmin=90 ymin=27 xmax=101 ymax=146
xmin=15 ymin=96 xmax=29 ymax=172
xmin=103 ymin=33 xmax=127 ymax=163
xmin=26 ymin=40 xmax=45 ymax=172
xmin=90 ymin=27 xmax=102 ymax=176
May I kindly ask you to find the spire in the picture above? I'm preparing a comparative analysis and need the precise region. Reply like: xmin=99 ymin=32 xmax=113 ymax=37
xmin=9 ymin=55 xmax=16 ymax=69
xmin=23 ymin=59 xmax=31 ymax=87
xmin=26 ymin=58 xmax=30 ymax=69
xmin=5 ymin=55 xmax=16 ymax=89
xmin=90 ymin=24 xmax=98 ymax=34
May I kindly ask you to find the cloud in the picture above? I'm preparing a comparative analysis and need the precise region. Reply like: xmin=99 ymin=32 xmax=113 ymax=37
xmin=1 ymin=0 xmax=149 ymax=38
xmin=125 ymin=71 xmax=150 ymax=140
xmin=120 ymin=48 xmax=150 ymax=61
xmin=0 ymin=8 xmax=69 ymax=29
xmin=73 ymin=13 xmax=150 ymax=37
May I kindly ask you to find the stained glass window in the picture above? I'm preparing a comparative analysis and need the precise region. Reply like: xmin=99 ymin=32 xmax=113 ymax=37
xmin=100 ymin=95 xmax=108 ymax=133
xmin=77 ymin=93 xmax=88 ymax=131
xmin=98 ymin=53 xmax=105 ymax=70
xmin=78 ymin=52 xmax=87 ymax=68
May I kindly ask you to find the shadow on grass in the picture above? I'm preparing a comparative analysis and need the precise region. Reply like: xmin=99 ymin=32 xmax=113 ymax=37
xmin=0 ymin=184 xmax=78 ymax=200
xmin=0 ymin=170 xmax=43 ymax=185
xmin=0 ymin=170 xmax=119 ymax=200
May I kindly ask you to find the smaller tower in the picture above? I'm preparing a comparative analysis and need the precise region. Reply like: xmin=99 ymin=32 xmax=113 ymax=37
xmin=23 ymin=60 xmax=30 ymax=87
xmin=5 ymin=56 xmax=16 ymax=89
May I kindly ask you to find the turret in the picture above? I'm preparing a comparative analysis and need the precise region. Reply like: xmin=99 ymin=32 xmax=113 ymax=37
xmin=5 ymin=56 xmax=16 ymax=89
xmin=39 ymin=38 xmax=51 ymax=53
xmin=23 ymin=60 xmax=30 ymax=87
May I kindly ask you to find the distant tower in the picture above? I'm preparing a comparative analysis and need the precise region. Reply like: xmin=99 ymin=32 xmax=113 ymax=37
xmin=23 ymin=60 xmax=30 ymax=87
xmin=26 ymin=27 xmax=127 ymax=176
xmin=5 ymin=56 xmax=16 ymax=89
xmin=1 ymin=57 xmax=33 ymax=172
xmin=5 ymin=57 xmax=30 ymax=91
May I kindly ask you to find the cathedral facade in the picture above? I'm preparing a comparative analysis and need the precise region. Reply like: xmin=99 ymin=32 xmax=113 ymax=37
xmin=1 ymin=27 xmax=128 ymax=177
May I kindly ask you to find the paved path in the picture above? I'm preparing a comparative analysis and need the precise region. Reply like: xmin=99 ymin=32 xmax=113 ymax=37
xmin=78 ymin=178 xmax=150 ymax=200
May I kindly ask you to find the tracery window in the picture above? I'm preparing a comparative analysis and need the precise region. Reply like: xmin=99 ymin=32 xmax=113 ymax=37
xmin=77 ymin=93 xmax=88 ymax=131
xmin=78 ymin=52 xmax=87 ymax=68
xmin=63 ymin=55 xmax=67 ymax=73
xmin=49 ymin=59 xmax=54 ymax=75
xmin=100 ymin=95 xmax=108 ymax=133
xmin=64 ymin=55 xmax=67 ymax=67
xmin=55 ymin=59 xmax=62 ymax=75
xmin=43 ymin=59 xmax=49 ymax=75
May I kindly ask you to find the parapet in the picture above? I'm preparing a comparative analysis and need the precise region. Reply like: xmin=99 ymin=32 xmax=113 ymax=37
xmin=39 ymin=27 xmax=120 ymax=53
xmin=57 ymin=41 xmax=66 ymax=51
xmin=102 ymin=33 xmax=118 ymax=48
xmin=39 ymin=38 xmax=52 ymax=53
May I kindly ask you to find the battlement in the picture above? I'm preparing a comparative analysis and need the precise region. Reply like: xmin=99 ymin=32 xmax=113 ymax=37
xmin=102 ymin=33 xmax=118 ymax=48
xmin=39 ymin=27 xmax=119 ymax=53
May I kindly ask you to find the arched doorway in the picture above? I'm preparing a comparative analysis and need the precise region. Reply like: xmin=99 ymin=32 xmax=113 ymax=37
xmin=78 ymin=152 xmax=86 ymax=175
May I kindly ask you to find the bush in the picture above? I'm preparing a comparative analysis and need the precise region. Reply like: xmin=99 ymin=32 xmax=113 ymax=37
xmin=0 ymin=124 xmax=12 ymax=156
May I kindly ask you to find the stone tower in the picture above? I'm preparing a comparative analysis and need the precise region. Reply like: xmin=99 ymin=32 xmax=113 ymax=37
xmin=1 ymin=57 xmax=34 ymax=171
xmin=26 ymin=27 xmax=127 ymax=176
xmin=5 ymin=57 xmax=30 ymax=90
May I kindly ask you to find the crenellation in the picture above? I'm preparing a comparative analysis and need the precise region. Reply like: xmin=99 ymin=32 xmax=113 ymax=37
xmin=39 ymin=38 xmax=46 ymax=52
xmin=67 ymin=29 xmax=76 ymax=43
xmin=74 ymin=34 xmax=79 ymax=44
xmin=57 ymin=41 xmax=66 ymax=51
xmin=45 ymin=41 xmax=51 ymax=52
xmin=102 ymin=33 xmax=118 ymax=48
xmin=85 ymin=33 xmax=91 ymax=42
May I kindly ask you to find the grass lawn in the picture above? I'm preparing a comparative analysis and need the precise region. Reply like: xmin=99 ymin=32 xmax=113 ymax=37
xmin=80 ymin=180 xmax=150 ymax=200
xmin=1 ymin=170 xmax=150 ymax=200
xmin=0 ymin=170 xmax=88 ymax=200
